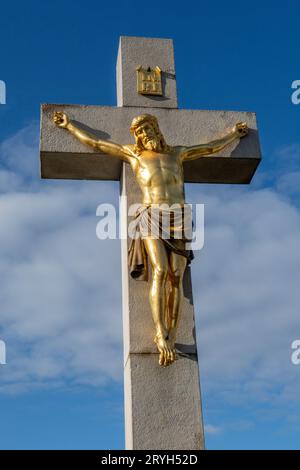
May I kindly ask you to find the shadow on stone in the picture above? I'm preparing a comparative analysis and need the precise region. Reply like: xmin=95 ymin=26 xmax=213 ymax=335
xmin=231 ymin=128 xmax=259 ymax=158
xmin=183 ymin=266 xmax=193 ymax=306
xmin=176 ymin=349 xmax=198 ymax=361
xmin=72 ymin=120 xmax=111 ymax=141
xmin=140 ymin=71 xmax=176 ymax=103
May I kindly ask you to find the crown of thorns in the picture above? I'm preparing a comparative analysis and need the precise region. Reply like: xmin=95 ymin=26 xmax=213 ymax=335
xmin=130 ymin=114 xmax=159 ymax=134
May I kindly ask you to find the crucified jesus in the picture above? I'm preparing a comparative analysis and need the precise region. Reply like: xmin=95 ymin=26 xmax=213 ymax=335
xmin=53 ymin=111 xmax=248 ymax=367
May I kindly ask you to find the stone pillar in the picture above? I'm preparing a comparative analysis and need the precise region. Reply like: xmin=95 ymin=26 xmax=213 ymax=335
xmin=118 ymin=36 xmax=205 ymax=450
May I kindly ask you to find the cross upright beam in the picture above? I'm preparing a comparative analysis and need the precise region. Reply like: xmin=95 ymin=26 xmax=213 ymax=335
xmin=118 ymin=36 xmax=205 ymax=451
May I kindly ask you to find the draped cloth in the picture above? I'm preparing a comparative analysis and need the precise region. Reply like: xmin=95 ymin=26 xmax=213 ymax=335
xmin=128 ymin=204 xmax=194 ymax=281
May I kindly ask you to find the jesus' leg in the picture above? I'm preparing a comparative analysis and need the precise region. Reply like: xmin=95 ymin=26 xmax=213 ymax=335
xmin=166 ymin=252 xmax=187 ymax=353
xmin=143 ymin=237 xmax=176 ymax=366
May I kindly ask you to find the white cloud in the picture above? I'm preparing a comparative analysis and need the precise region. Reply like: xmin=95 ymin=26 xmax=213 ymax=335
xmin=0 ymin=124 xmax=123 ymax=393
xmin=204 ymin=424 xmax=222 ymax=435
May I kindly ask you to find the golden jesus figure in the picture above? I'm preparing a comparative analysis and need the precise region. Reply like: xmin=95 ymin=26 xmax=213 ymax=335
xmin=53 ymin=111 xmax=248 ymax=367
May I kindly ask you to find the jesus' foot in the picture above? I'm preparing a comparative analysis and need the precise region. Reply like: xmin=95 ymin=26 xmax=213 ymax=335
xmin=167 ymin=329 xmax=178 ymax=353
xmin=154 ymin=332 xmax=177 ymax=367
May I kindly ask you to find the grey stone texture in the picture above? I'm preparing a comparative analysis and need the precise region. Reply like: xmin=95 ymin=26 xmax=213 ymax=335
xmin=124 ymin=354 xmax=205 ymax=450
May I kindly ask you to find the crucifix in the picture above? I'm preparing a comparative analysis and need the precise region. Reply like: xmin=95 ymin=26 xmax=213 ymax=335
xmin=40 ymin=36 xmax=261 ymax=450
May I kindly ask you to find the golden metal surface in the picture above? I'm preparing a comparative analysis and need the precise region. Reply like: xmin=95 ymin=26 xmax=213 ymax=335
xmin=53 ymin=111 xmax=248 ymax=366
xmin=136 ymin=66 xmax=162 ymax=96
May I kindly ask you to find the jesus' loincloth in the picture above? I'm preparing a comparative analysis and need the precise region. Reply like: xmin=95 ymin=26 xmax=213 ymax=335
xmin=128 ymin=204 xmax=194 ymax=281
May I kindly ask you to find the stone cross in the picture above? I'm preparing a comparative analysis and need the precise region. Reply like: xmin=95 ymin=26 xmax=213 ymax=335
xmin=40 ymin=36 xmax=261 ymax=450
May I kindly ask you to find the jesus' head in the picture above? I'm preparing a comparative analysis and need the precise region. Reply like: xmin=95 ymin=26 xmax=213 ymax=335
xmin=130 ymin=114 xmax=170 ymax=153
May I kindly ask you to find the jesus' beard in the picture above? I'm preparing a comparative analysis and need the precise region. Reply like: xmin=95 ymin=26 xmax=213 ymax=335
xmin=143 ymin=139 xmax=162 ymax=152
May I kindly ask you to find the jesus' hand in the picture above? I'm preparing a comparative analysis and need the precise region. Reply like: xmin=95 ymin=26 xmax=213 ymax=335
xmin=234 ymin=122 xmax=248 ymax=138
xmin=53 ymin=111 xmax=70 ymax=129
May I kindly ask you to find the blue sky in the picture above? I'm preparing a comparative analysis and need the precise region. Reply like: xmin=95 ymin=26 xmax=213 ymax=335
xmin=0 ymin=0 xmax=300 ymax=450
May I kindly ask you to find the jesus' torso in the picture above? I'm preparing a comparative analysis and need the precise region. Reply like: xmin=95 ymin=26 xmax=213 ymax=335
xmin=127 ymin=147 xmax=185 ymax=206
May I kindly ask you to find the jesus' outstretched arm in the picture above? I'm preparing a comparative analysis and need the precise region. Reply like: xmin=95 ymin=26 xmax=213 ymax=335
xmin=53 ymin=111 xmax=133 ymax=163
xmin=180 ymin=122 xmax=248 ymax=162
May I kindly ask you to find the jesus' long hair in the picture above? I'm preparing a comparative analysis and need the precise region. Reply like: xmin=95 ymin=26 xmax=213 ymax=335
xmin=130 ymin=114 xmax=171 ymax=155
